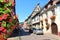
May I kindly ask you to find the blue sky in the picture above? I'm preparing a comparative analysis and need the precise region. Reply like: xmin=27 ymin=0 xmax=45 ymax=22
xmin=15 ymin=0 xmax=49 ymax=22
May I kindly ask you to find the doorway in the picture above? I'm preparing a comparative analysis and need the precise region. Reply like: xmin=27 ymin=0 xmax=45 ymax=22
xmin=51 ymin=22 xmax=58 ymax=35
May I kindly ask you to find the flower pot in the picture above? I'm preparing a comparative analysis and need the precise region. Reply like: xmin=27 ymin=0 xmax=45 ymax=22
xmin=40 ymin=20 xmax=43 ymax=23
xmin=46 ymin=24 xmax=49 ymax=30
xmin=0 ymin=27 xmax=4 ymax=32
xmin=50 ymin=15 xmax=56 ymax=20
xmin=45 ymin=18 xmax=48 ymax=22
xmin=3 ymin=0 xmax=8 ymax=3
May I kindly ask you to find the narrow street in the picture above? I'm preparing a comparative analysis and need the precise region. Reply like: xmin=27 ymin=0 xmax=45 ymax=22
xmin=8 ymin=28 xmax=60 ymax=40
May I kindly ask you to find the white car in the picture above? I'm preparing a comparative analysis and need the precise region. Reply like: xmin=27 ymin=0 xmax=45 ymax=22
xmin=35 ymin=28 xmax=43 ymax=35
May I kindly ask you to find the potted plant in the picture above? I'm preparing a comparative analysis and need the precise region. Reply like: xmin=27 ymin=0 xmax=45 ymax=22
xmin=50 ymin=15 xmax=56 ymax=20
xmin=46 ymin=24 xmax=49 ymax=30
xmin=45 ymin=18 xmax=48 ymax=22
xmin=40 ymin=20 xmax=43 ymax=23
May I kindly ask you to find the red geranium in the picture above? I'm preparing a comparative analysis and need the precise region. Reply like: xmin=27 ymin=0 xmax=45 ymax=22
xmin=8 ymin=32 xmax=11 ymax=36
xmin=2 ymin=28 xmax=7 ymax=33
xmin=12 ymin=2 xmax=15 ymax=6
xmin=2 ymin=14 xmax=8 ymax=20
xmin=11 ymin=0 xmax=15 ymax=6
xmin=0 ymin=27 xmax=4 ymax=32
xmin=9 ymin=17 xmax=13 ymax=22
xmin=50 ymin=15 xmax=56 ymax=20
xmin=10 ymin=26 xmax=13 ymax=29
xmin=0 ymin=38 xmax=5 ymax=40
xmin=0 ymin=16 xmax=3 ymax=21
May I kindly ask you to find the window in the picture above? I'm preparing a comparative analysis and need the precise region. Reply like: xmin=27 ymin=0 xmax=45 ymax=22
xmin=51 ymin=9 xmax=55 ymax=15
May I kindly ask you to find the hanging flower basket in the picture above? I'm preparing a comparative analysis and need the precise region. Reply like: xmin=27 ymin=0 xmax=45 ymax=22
xmin=40 ymin=20 xmax=43 ymax=23
xmin=45 ymin=18 xmax=48 ymax=22
xmin=50 ymin=15 xmax=56 ymax=20
xmin=46 ymin=24 xmax=49 ymax=30
xmin=41 ymin=26 xmax=43 ymax=30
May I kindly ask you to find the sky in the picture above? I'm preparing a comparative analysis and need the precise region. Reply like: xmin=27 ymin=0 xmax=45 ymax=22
xmin=15 ymin=0 xmax=49 ymax=22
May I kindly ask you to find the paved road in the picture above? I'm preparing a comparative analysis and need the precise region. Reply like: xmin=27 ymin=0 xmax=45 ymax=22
xmin=20 ymin=34 xmax=60 ymax=40
xmin=8 ymin=28 xmax=60 ymax=40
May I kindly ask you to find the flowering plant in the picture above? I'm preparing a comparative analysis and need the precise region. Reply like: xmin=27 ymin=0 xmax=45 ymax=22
xmin=45 ymin=18 xmax=48 ymax=22
xmin=40 ymin=20 xmax=43 ymax=23
xmin=50 ymin=15 xmax=56 ymax=20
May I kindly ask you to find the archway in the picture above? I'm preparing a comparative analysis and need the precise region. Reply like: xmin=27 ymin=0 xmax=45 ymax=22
xmin=51 ymin=22 xmax=58 ymax=35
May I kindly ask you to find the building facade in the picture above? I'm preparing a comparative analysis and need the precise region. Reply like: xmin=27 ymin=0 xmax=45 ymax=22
xmin=25 ymin=3 xmax=41 ymax=29
xmin=25 ymin=0 xmax=60 ymax=36
xmin=39 ymin=0 xmax=60 ymax=36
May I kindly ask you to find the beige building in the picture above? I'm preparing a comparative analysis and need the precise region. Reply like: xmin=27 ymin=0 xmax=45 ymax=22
xmin=40 ymin=0 xmax=60 ymax=36
xmin=31 ymin=3 xmax=41 ymax=29
xmin=24 ymin=3 xmax=41 ymax=29
xmin=25 ymin=0 xmax=60 ymax=36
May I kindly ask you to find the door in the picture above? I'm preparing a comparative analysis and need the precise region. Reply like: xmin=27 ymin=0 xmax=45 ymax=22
xmin=51 ymin=22 xmax=58 ymax=35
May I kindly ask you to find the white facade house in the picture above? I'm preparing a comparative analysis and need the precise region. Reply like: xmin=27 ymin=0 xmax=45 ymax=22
xmin=39 ymin=0 xmax=60 ymax=36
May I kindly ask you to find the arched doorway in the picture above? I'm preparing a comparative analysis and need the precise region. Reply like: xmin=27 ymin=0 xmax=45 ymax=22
xmin=51 ymin=22 xmax=58 ymax=35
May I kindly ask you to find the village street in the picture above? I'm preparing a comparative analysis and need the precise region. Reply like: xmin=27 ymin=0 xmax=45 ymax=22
xmin=8 ymin=28 xmax=60 ymax=40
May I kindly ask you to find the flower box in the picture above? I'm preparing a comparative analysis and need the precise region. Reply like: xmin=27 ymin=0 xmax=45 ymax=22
xmin=50 ymin=15 xmax=56 ymax=20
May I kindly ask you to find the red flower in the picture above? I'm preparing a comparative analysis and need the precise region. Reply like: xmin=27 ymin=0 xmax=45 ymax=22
xmin=0 ymin=38 xmax=5 ymax=40
xmin=2 ymin=28 xmax=7 ymax=33
xmin=10 ymin=26 xmax=13 ymax=29
xmin=2 ymin=14 xmax=8 ymax=20
xmin=0 ymin=16 xmax=3 ymax=21
xmin=9 ymin=17 xmax=13 ymax=22
xmin=13 ymin=26 xmax=16 ymax=29
xmin=12 ymin=2 xmax=15 ymax=6
xmin=0 ymin=27 xmax=4 ymax=32
xmin=50 ymin=15 xmax=56 ymax=20
xmin=11 ymin=0 xmax=15 ymax=6
xmin=8 ymin=32 xmax=11 ymax=36
xmin=3 ymin=0 xmax=8 ymax=3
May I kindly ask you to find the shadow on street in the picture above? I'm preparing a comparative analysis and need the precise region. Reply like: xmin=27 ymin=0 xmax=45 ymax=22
xmin=18 ymin=28 xmax=31 ymax=36
xmin=9 ymin=28 xmax=31 ymax=38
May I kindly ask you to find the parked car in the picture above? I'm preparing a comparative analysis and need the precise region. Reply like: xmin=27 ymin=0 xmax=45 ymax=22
xmin=29 ymin=28 xmax=33 ymax=33
xmin=32 ymin=28 xmax=36 ymax=34
xmin=35 ymin=28 xmax=43 ymax=35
